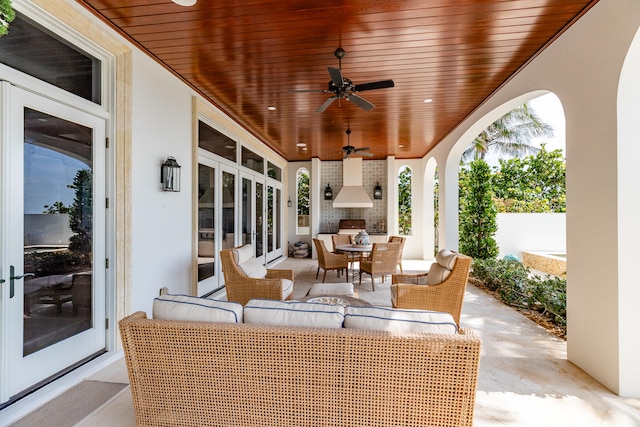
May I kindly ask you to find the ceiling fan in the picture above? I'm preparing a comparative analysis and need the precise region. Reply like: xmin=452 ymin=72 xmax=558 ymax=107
xmin=342 ymin=127 xmax=373 ymax=159
xmin=295 ymin=47 xmax=395 ymax=112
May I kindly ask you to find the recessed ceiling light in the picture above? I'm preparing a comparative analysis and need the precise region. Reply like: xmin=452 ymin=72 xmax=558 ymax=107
xmin=172 ymin=0 xmax=197 ymax=6
xmin=398 ymin=144 xmax=404 ymax=148
xmin=224 ymin=145 xmax=234 ymax=149
xmin=267 ymin=106 xmax=277 ymax=111
xmin=423 ymin=98 xmax=433 ymax=103
xmin=296 ymin=143 xmax=307 ymax=147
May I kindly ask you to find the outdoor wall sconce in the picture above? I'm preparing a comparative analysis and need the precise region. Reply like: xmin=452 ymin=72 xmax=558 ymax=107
xmin=324 ymin=184 xmax=333 ymax=200
xmin=373 ymin=182 xmax=383 ymax=199
xmin=161 ymin=156 xmax=181 ymax=192
xmin=287 ymin=197 xmax=293 ymax=207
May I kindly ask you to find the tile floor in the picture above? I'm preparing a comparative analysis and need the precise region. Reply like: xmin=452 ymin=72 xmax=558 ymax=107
xmin=30 ymin=258 xmax=640 ymax=426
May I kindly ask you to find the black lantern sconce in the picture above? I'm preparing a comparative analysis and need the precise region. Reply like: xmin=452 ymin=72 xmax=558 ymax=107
xmin=373 ymin=182 xmax=383 ymax=199
xmin=287 ymin=197 xmax=293 ymax=207
xmin=161 ymin=156 xmax=181 ymax=192
xmin=324 ymin=184 xmax=333 ymax=200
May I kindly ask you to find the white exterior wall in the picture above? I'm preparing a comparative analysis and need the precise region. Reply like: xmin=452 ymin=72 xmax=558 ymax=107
xmin=129 ymin=48 xmax=195 ymax=315
xmin=496 ymin=214 xmax=566 ymax=259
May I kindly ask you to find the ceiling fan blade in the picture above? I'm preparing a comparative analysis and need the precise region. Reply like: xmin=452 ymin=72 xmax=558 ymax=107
xmin=354 ymin=79 xmax=395 ymax=92
xmin=348 ymin=94 xmax=375 ymax=111
xmin=359 ymin=151 xmax=374 ymax=157
xmin=291 ymin=89 xmax=325 ymax=93
xmin=355 ymin=147 xmax=371 ymax=152
xmin=316 ymin=96 xmax=337 ymax=112
xmin=328 ymin=67 xmax=343 ymax=87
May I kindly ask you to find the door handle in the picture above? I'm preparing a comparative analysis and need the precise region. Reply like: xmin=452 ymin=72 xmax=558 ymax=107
xmin=9 ymin=265 xmax=34 ymax=298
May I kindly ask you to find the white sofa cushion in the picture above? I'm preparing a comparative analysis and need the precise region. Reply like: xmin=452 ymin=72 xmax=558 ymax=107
xmin=426 ymin=263 xmax=451 ymax=285
xmin=232 ymin=245 xmax=268 ymax=278
xmin=238 ymin=257 xmax=268 ymax=278
xmin=244 ymin=299 xmax=345 ymax=328
xmin=153 ymin=294 xmax=243 ymax=323
xmin=281 ymin=278 xmax=294 ymax=299
xmin=344 ymin=306 xmax=458 ymax=334
xmin=232 ymin=244 xmax=254 ymax=264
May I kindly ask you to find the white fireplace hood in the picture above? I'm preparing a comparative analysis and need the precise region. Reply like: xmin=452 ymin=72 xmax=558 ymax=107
xmin=332 ymin=158 xmax=373 ymax=208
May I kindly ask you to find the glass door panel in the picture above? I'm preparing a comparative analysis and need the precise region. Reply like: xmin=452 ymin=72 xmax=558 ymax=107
xmin=221 ymin=171 xmax=235 ymax=250
xmin=255 ymin=182 xmax=264 ymax=259
xmin=1 ymin=84 xmax=106 ymax=402
xmin=197 ymin=163 xmax=216 ymax=293
xmin=241 ymin=177 xmax=252 ymax=247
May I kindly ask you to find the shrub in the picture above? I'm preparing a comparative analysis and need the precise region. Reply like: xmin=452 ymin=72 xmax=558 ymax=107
xmin=471 ymin=258 xmax=567 ymax=327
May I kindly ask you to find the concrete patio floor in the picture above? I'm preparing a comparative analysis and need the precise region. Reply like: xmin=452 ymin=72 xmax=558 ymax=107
xmin=21 ymin=257 xmax=640 ymax=426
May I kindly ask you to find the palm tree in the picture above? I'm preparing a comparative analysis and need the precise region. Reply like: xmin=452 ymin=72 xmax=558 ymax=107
xmin=462 ymin=103 xmax=554 ymax=162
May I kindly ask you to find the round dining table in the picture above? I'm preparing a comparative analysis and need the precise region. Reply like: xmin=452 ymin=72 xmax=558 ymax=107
xmin=335 ymin=244 xmax=373 ymax=281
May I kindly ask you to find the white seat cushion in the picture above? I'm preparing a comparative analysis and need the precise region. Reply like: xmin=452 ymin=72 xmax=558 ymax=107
xmin=232 ymin=244 xmax=254 ymax=264
xmin=344 ymin=306 xmax=458 ymax=334
xmin=153 ymin=294 xmax=243 ymax=323
xmin=244 ymin=299 xmax=345 ymax=328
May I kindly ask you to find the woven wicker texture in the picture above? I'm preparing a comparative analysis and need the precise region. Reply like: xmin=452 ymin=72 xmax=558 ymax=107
xmin=120 ymin=312 xmax=481 ymax=427
xmin=220 ymin=246 xmax=294 ymax=305
xmin=313 ymin=238 xmax=348 ymax=282
xmin=391 ymin=254 xmax=472 ymax=325
xmin=388 ymin=235 xmax=406 ymax=273
xmin=359 ymin=242 xmax=402 ymax=291
xmin=331 ymin=234 xmax=352 ymax=251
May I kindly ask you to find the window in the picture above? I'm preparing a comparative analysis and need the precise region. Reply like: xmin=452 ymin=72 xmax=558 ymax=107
xmin=198 ymin=121 xmax=236 ymax=161
xmin=267 ymin=162 xmax=281 ymax=181
xmin=241 ymin=147 xmax=264 ymax=174
xmin=398 ymin=166 xmax=412 ymax=235
xmin=0 ymin=14 xmax=101 ymax=104
xmin=296 ymin=168 xmax=310 ymax=235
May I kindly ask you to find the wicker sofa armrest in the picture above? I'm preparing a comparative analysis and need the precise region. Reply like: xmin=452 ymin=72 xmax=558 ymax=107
xmin=266 ymin=268 xmax=294 ymax=281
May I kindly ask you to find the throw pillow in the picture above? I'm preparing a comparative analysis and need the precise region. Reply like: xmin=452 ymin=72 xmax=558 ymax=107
xmin=152 ymin=294 xmax=243 ymax=323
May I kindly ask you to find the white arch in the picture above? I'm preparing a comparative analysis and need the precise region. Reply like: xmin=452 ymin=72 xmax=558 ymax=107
xmin=440 ymin=90 xmax=552 ymax=250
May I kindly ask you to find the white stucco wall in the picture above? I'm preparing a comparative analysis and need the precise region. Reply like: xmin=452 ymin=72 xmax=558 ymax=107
xmin=496 ymin=214 xmax=566 ymax=260
xmin=129 ymin=48 xmax=195 ymax=315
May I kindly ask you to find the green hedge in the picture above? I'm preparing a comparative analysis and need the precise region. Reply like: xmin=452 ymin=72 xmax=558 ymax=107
xmin=471 ymin=258 xmax=566 ymax=326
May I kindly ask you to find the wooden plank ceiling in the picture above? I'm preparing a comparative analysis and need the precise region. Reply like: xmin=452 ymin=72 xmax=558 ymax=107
xmin=77 ymin=0 xmax=598 ymax=161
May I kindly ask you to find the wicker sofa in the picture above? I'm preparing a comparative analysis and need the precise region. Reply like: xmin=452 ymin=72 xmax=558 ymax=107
xmin=120 ymin=299 xmax=481 ymax=427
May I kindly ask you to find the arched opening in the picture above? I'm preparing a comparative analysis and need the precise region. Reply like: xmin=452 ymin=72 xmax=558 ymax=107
xmin=398 ymin=165 xmax=412 ymax=236
xmin=295 ymin=167 xmax=310 ymax=235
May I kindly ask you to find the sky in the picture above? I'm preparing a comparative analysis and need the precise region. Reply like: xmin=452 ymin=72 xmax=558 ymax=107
xmin=482 ymin=92 xmax=566 ymax=166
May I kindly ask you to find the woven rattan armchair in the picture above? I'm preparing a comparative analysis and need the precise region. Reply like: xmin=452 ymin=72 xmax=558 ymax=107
xmin=331 ymin=234 xmax=351 ymax=252
xmin=220 ymin=245 xmax=294 ymax=305
xmin=391 ymin=250 xmax=472 ymax=325
xmin=359 ymin=242 xmax=402 ymax=291
xmin=388 ymin=235 xmax=406 ymax=273
xmin=313 ymin=238 xmax=348 ymax=282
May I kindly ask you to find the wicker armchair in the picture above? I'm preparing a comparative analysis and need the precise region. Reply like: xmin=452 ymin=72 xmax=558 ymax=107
xmin=359 ymin=242 xmax=402 ymax=291
xmin=220 ymin=245 xmax=294 ymax=305
xmin=331 ymin=234 xmax=351 ymax=253
xmin=313 ymin=238 xmax=348 ymax=282
xmin=391 ymin=249 xmax=472 ymax=325
xmin=387 ymin=235 xmax=406 ymax=273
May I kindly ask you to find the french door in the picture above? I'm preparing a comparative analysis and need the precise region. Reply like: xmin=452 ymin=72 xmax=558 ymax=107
xmin=0 ymin=83 xmax=106 ymax=402
xmin=240 ymin=173 xmax=266 ymax=265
